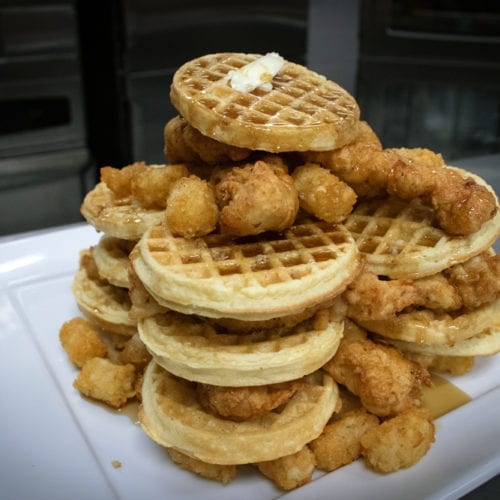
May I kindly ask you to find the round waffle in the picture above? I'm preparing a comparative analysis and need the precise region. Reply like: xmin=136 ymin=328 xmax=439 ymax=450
xmin=170 ymin=52 xmax=360 ymax=152
xmin=356 ymin=297 xmax=500 ymax=345
xmin=380 ymin=328 xmax=500 ymax=357
xmin=139 ymin=361 xmax=339 ymax=465
xmin=344 ymin=195 xmax=499 ymax=279
xmin=92 ymin=236 xmax=135 ymax=288
xmin=81 ymin=182 xmax=164 ymax=240
xmin=131 ymin=219 xmax=361 ymax=321
xmin=138 ymin=309 xmax=344 ymax=386
xmin=72 ymin=267 xmax=137 ymax=336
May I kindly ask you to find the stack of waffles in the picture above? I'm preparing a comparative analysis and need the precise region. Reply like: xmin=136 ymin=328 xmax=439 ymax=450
xmin=67 ymin=52 xmax=499 ymax=490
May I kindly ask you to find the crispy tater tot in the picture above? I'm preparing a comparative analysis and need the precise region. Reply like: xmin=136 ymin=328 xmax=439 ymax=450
xmin=215 ymin=160 xmax=299 ymax=236
xmin=165 ymin=175 xmax=219 ymax=238
xmin=360 ymin=407 xmax=435 ymax=473
xmin=323 ymin=335 xmax=431 ymax=417
xmin=130 ymin=164 xmax=188 ymax=209
xmin=196 ymin=379 xmax=305 ymax=421
xmin=73 ymin=357 xmax=136 ymax=408
xmin=310 ymin=409 xmax=379 ymax=471
xmin=257 ymin=446 xmax=316 ymax=491
xmin=167 ymin=448 xmax=237 ymax=484
xmin=292 ymin=163 xmax=357 ymax=223
xmin=100 ymin=162 xmax=148 ymax=198
xmin=59 ymin=317 xmax=107 ymax=368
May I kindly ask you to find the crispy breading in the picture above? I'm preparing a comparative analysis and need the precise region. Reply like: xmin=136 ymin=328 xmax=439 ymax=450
xmin=117 ymin=333 xmax=152 ymax=369
xmin=59 ymin=317 xmax=107 ymax=368
xmin=403 ymin=352 xmax=475 ymax=376
xmin=323 ymin=336 xmax=431 ymax=417
xmin=360 ymin=407 xmax=435 ymax=473
xmin=100 ymin=162 xmax=147 ymax=198
xmin=214 ymin=160 xmax=299 ymax=236
xmin=73 ymin=357 xmax=136 ymax=408
xmin=196 ymin=379 xmax=305 ymax=421
xmin=164 ymin=115 xmax=251 ymax=165
xmin=167 ymin=448 xmax=237 ymax=484
xmin=310 ymin=409 xmax=379 ymax=471
xmin=127 ymin=263 xmax=167 ymax=320
xmin=165 ymin=175 xmax=219 ymax=238
xmin=257 ymin=446 xmax=316 ymax=491
xmin=292 ymin=163 xmax=357 ymax=223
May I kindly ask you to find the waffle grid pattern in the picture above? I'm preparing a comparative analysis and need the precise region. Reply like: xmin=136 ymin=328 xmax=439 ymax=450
xmin=146 ymin=221 xmax=351 ymax=287
xmin=176 ymin=53 xmax=358 ymax=130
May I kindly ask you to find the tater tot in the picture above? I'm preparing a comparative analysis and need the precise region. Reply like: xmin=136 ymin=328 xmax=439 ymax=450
xmin=310 ymin=409 xmax=379 ymax=472
xmin=167 ymin=448 xmax=236 ymax=484
xmin=100 ymin=162 xmax=147 ymax=198
xmin=360 ymin=407 xmax=435 ymax=473
xmin=59 ymin=317 xmax=107 ymax=368
xmin=257 ymin=446 xmax=316 ymax=491
xmin=165 ymin=175 xmax=219 ymax=238
xmin=292 ymin=163 xmax=357 ymax=223
xmin=73 ymin=357 xmax=136 ymax=408
xmin=131 ymin=164 xmax=188 ymax=208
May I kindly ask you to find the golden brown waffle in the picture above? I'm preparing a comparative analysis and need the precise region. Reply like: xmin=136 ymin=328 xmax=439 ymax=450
xmin=72 ymin=267 xmax=137 ymax=336
xmin=131 ymin=219 xmax=361 ymax=320
xmin=357 ymin=297 xmax=500 ymax=345
xmin=92 ymin=236 xmax=135 ymax=288
xmin=139 ymin=361 xmax=339 ymax=465
xmin=344 ymin=196 xmax=499 ymax=279
xmin=81 ymin=182 xmax=164 ymax=240
xmin=170 ymin=52 xmax=360 ymax=152
xmin=380 ymin=328 xmax=500 ymax=357
xmin=138 ymin=309 xmax=344 ymax=386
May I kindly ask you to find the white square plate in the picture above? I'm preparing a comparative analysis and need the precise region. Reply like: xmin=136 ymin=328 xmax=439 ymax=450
xmin=1 ymin=224 xmax=499 ymax=500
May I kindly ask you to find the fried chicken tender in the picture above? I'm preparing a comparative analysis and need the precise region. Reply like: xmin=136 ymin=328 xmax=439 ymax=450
xmin=73 ymin=357 xmax=136 ymax=408
xmin=59 ymin=317 xmax=108 ymax=368
xmin=257 ymin=446 xmax=316 ymax=491
xmin=323 ymin=334 xmax=431 ymax=417
xmin=196 ymin=379 xmax=305 ymax=421
xmin=360 ymin=407 xmax=435 ymax=473
xmin=167 ymin=448 xmax=236 ymax=485
xmin=214 ymin=160 xmax=299 ymax=236
xmin=310 ymin=409 xmax=379 ymax=472
xmin=100 ymin=161 xmax=147 ymax=198
xmin=165 ymin=175 xmax=219 ymax=237
xmin=292 ymin=163 xmax=357 ymax=223
xmin=164 ymin=115 xmax=251 ymax=165
xmin=117 ymin=333 xmax=152 ymax=369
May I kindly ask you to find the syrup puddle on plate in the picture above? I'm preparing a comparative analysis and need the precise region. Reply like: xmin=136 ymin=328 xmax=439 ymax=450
xmin=422 ymin=374 xmax=471 ymax=419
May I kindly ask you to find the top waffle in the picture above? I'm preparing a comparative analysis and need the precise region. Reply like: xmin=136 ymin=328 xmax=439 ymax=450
xmin=131 ymin=218 xmax=361 ymax=321
xmin=170 ymin=52 xmax=360 ymax=152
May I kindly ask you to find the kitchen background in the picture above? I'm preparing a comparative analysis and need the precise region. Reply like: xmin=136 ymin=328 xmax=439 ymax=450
xmin=0 ymin=0 xmax=499 ymax=236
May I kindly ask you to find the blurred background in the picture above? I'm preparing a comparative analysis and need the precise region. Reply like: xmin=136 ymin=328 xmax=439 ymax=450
xmin=0 ymin=0 xmax=499 ymax=236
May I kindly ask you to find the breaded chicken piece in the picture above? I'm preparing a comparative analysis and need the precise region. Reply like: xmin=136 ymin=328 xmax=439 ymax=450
xmin=360 ymin=407 xmax=435 ymax=473
xmin=167 ymin=448 xmax=236 ymax=484
xmin=127 ymin=263 xmax=167 ymax=320
xmin=292 ymin=163 xmax=357 ymax=223
xmin=117 ymin=333 xmax=152 ymax=369
xmin=310 ymin=409 xmax=379 ymax=472
xmin=257 ymin=446 xmax=316 ymax=491
xmin=165 ymin=175 xmax=219 ymax=237
xmin=196 ymin=379 xmax=305 ymax=421
xmin=323 ymin=335 xmax=431 ymax=417
xmin=73 ymin=357 xmax=136 ymax=408
xmin=214 ymin=160 xmax=299 ymax=236
xmin=59 ymin=317 xmax=107 ymax=368
xmin=164 ymin=115 xmax=251 ymax=165
xmin=100 ymin=161 xmax=147 ymax=198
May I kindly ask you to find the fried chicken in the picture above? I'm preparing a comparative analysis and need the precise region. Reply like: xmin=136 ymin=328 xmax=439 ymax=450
xmin=323 ymin=328 xmax=431 ymax=417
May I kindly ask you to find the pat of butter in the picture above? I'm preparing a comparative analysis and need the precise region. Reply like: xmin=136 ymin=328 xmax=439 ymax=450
xmin=228 ymin=52 xmax=285 ymax=93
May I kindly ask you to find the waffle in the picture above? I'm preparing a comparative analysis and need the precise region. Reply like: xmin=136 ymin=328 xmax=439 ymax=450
xmin=139 ymin=361 xmax=339 ymax=465
xmin=356 ymin=297 xmax=500 ymax=345
xmin=138 ymin=309 xmax=344 ymax=386
xmin=170 ymin=52 xmax=360 ymax=152
xmin=344 ymin=195 xmax=499 ymax=279
xmin=380 ymin=328 xmax=500 ymax=357
xmin=72 ymin=266 xmax=137 ymax=336
xmin=81 ymin=182 xmax=164 ymax=240
xmin=92 ymin=236 xmax=135 ymax=288
xmin=131 ymin=219 xmax=361 ymax=321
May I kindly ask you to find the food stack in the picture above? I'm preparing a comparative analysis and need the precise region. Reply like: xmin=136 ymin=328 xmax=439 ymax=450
xmin=60 ymin=52 xmax=499 ymax=491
